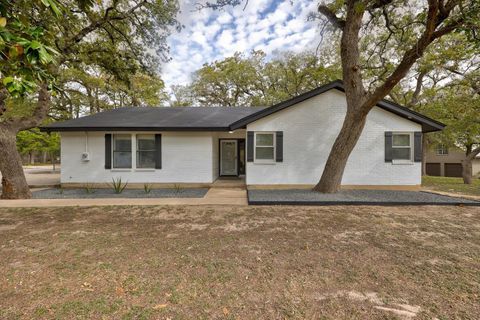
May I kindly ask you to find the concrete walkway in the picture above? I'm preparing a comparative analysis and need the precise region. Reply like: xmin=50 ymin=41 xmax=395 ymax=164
xmin=0 ymin=187 xmax=247 ymax=208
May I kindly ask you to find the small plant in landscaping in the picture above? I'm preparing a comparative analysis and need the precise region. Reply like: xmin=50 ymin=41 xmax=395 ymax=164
xmin=111 ymin=177 xmax=128 ymax=194
xmin=173 ymin=184 xmax=183 ymax=194
xmin=84 ymin=183 xmax=95 ymax=194
xmin=143 ymin=183 xmax=152 ymax=194
xmin=58 ymin=187 xmax=64 ymax=195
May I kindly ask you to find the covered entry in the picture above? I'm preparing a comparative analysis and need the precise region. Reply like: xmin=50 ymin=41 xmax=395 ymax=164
xmin=219 ymin=139 xmax=245 ymax=176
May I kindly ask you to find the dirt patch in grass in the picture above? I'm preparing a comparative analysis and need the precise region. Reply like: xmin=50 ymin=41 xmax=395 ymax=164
xmin=1 ymin=205 xmax=479 ymax=319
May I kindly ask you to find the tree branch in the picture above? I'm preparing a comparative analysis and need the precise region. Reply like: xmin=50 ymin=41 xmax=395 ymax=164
xmin=62 ymin=0 xmax=148 ymax=53
xmin=467 ymin=145 xmax=480 ymax=160
xmin=362 ymin=0 xmax=462 ymax=111
xmin=318 ymin=5 xmax=345 ymax=30
xmin=14 ymin=84 xmax=51 ymax=131
xmin=368 ymin=0 xmax=395 ymax=10
xmin=407 ymin=70 xmax=427 ymax=108
xmin=0 ymin=88 xmax=8 ymax=118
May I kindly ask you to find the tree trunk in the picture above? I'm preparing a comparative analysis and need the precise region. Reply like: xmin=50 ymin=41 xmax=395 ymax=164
xmin=0 ymin=84 xmax=50 ymax=199
xmin=0 ymin=128 xmax=31 ymax=199
xmin=314 ymin=0 xmax=463 ymax=193
xmin=461 ymin=158 xmax=473 ymax=184
xmin=462 ymin=146 xmax=480 ymax=185
xmin=313 ymin=109 xmax=368 ymax=193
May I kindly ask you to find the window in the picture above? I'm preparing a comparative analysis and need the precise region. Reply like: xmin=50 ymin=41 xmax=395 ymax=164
xmin=136 ymin=134 xmax=156 ymax=168
xmin=436 ymin=144 xmax=448 ymax=155
xmin=113 ymin=134 xmax=132 ymax=168
xmin=255 ymin=132 xmax=275 ymax=162
xmin=392 ymin=133 xmax=412 ymax=160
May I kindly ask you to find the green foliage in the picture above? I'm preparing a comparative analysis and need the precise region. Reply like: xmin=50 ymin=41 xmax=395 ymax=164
xmin=16 ymin=127 xmax=59 ymax=157
xmin=52 ymin=69 xmax=168 ymax=119
xmin=390 ymin=33 xmax=480 ymax=156
xmin=1 ymin=0 xmax=178 ymax=120
xmin=176 ymin=50 xmax=341 ymax=107
xmin=143 ymin=184 xmax=152 ymax=194
xmin=111 ymin=177 xmax=128 ymax=194
xmin=425 ymin=82 xmax=480 ymax=151
xmin=0 ymin=0 xmax=63 ymax=96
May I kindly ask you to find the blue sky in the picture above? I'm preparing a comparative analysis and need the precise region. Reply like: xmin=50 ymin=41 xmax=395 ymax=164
xmin=161 ymin=0 xmax=321 ymax=88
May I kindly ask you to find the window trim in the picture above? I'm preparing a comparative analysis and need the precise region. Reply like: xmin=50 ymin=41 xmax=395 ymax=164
xmin=436 ymin=144 xmax=449 ymax=156
xmin=136 ymin=134 xmax=156 ymax=169
xmin=112 ymin=134 xmax=133 ymax=169
xmin=391 ymin=132 xmax=413 ymax=162
xmin=254 ymin=132 xmax=276 ymax=163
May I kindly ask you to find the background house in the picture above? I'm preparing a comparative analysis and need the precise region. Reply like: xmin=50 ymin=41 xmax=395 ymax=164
xmin=425 ymin=144 xmax=480 ymax=177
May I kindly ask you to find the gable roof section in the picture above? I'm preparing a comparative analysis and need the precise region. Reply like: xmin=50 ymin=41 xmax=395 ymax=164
xmin=42 ymin=80 xmax=444 ymax=133
xmin=42 ymin=106 xmax=266 ymax=132
xmin=229 ymin=80 xmax=445 ymax=133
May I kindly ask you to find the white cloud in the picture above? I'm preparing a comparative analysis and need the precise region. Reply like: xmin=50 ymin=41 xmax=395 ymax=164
xmin=217 ymin=12 xmax=232 ymax=24
xmin=160 ymin=0 xmax=321 ymax=89
xmin=217 ymin=29 xmax=234 ymax=49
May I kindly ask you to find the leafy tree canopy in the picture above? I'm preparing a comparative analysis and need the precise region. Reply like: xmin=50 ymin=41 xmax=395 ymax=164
xmin=174 ymin=49 xmax=341 ymax=107
xmin=1 ymin=0 xmax=179 ymax=120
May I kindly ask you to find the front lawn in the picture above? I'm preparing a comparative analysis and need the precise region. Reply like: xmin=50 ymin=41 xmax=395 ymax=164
xmin=422 ymin=175 xmax=480 ymax=196
xmin=1 ymin=205 xmax=479 ymax=319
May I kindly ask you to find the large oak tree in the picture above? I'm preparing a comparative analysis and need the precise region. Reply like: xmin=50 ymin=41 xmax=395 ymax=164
xmin=206 ymin=0 xmax=479 ymax=192
xmin=0 ymin=0 xmax=179 ymax=199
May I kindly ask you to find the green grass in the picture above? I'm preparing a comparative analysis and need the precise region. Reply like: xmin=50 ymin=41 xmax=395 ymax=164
xmin=422 ymin=176 xmax=480 ymax=196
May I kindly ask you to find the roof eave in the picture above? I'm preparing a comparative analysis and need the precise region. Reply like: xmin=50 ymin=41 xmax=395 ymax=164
xmin=40 ymin=126 xmax=233 ymax=133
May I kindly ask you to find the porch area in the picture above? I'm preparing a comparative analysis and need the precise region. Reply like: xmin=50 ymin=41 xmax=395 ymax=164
xmin=212 ymin=176 xmax=246 ymax=189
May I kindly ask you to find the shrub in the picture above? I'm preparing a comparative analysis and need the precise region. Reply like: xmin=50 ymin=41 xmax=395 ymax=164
xmin=144 ymin=183 xmax=152 ymax=194
xmin=173 ymin=184 xmax=183 ymax=194
xmin=111 ymin=177 xmax=128 ymax=194
xmin=85 ymin=183 xmax=95 ymax=194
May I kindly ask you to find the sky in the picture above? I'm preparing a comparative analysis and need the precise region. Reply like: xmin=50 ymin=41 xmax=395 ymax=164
xmin=161 ymin=0 xmax=321 ymax=89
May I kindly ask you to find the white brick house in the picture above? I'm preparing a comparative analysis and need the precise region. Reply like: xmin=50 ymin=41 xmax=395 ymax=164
xmin=42 ymin=80 xmax=445 ymax=189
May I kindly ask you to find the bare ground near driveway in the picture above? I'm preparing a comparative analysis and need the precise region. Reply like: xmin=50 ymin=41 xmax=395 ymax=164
xmin=0 ymin=166 xmax=60 ymax=189
xmin=1 ymin=205 xmax=479 ymax=319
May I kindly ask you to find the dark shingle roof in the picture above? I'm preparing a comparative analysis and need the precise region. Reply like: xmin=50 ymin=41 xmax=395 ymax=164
xmin=42 ymin=107 xmax=266 ymax=132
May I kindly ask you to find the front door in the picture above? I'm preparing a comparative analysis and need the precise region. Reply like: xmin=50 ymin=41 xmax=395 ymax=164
xmin=220 ymin=140 xmax=238 ymax=176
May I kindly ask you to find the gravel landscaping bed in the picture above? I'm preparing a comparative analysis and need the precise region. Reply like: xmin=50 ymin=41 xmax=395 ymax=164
xmin=248 ymin=189 xmax=480 ymax=206
xmin=32 ymin=188 xmax=209 ymax=199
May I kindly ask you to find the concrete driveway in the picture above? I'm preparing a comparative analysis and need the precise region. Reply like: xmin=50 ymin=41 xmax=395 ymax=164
xmin=0 ymin=165 xmax=60 ymax=188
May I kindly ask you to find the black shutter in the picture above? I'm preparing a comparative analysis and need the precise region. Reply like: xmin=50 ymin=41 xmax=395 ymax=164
xmin=414 ymin=131 xmax=422 ymax=162
xmin=247 ymin=131 xmax=254 ymax=162
xmin=276 ymin=131 xmax=283 ymax=162
xmin=105 ymin=134 xmax=112 ymax=169
xmin=385 ymin=131 xmax=392 ymax=162
xmin=155 ymin=134 xmax=162 ymax=169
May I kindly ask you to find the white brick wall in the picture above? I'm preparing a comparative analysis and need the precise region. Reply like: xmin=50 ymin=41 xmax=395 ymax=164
xmin=60 ymin=131 xmax=215 ymax=184
xmin=246 ymin=89 xmax=422 ymax=186
xmin=59 ymin=90 xmax=422 ymax=186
